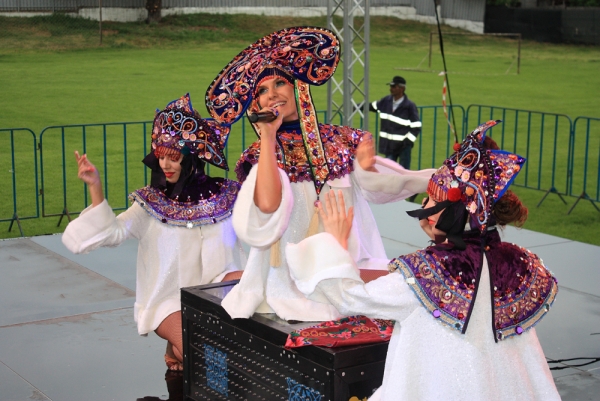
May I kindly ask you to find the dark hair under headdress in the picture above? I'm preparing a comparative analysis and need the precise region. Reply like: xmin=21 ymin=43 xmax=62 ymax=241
xmin=142 ymin=93 xmax=231 ymax=202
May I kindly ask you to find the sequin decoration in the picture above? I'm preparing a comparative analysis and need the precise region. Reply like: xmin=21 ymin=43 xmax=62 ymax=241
xmin=152 ymin=93 xmax=231 ymax=170
xmin=493 ymin=247 xmax=558 ymax=340
xmin=205 ymin=26 xmax=340 ymax=126
xmin=296 ymin=80 xmax=328 ymax=194
xmin=235 ymin=123 xmax=363 ymax=188
xmin=389 ymin=235 xmax=558 ymax=340
xmin=129 ymin=179 xmax=240 ymax=227
xmin=427 ymin=120 xmax=526 ymax=232
xmin=391 ymin=251 xmax=469 ymax=333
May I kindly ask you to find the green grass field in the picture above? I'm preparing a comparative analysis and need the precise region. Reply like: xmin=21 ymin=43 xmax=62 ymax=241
xmin=1 ymin=13 xmax=599 ymax=244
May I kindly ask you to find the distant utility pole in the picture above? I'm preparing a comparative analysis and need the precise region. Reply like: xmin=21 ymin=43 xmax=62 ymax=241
xmin=326 ymin=0 xmax=370 ymax=130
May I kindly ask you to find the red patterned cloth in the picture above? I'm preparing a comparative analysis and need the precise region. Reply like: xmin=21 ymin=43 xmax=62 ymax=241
xmin=285 ymin=316 xmax=395 ymax=348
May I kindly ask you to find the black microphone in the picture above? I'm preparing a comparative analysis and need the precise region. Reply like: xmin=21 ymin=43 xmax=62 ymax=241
xmin=248 ymin=110 xmax=278 ymax=123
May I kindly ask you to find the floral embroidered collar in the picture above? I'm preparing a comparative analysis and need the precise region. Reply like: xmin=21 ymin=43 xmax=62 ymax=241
xmin=129 ymin=179 xmax=241 ymax=228
xmin=235 ymin=121 xmax=364 ymax=187
xmin=389 ymin=229 xmax=558 ymax=342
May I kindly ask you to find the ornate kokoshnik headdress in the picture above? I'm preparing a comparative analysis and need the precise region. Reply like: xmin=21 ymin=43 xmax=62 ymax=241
xmin=205 ymin=26 xmax=341 ymax=195
xmin=152 ymin=93 xmax=230 ymax=170
xmin=133 ymin=93 xmax=240 ymax=228
xmin=408 ymin=120 xmax=526 ymax=248
xmin=395 ymin=121 xmax=558 ymax=341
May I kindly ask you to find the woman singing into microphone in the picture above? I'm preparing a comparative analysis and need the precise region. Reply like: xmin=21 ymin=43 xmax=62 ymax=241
xmin=205 ymin=27 xmax=435 ymax=322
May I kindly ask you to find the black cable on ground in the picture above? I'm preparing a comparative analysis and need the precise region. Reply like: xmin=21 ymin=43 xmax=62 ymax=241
xmin=547 ymin=357 xmax=600 ymax=370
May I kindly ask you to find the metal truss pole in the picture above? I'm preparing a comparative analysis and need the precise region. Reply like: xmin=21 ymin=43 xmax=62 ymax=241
xmin=327 ymin=0 xmax=370 ymax=130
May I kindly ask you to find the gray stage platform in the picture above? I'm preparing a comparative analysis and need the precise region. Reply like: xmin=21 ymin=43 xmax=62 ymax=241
xmin=0 ymin=201 xmax=598 ymax=401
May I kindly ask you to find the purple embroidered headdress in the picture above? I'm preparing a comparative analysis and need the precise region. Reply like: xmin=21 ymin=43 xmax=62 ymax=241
xmin=408 ymin=120 xmax=526 ymax=247
xmin=205 ymin=26 xmax=341 ymax=195
xmin=152 ymin=93 xmax=230 ymax=170
xmin=205 ymin=26 xmax=339 ymax=125
xmin=133 ymin=94 xmax=241 ymax=228
xmin=396 ymin=121 xmax=558 ymax=341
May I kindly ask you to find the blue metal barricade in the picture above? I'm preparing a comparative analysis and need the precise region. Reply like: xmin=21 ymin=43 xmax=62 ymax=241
xmin=38 ymin=122 xmax=152 ymax=224
xmin=465 ymin=105 xmax=573 ymax=207
xmin=3 ymin=106 xmax=598 ymax=238
xmin=416 ymin=105 xmax=467 ymax=170
xmin=369 ymin=105 xmax=467 ymax=171
xmin=0 ymin=128 xmax=39 ymax=236
xmin=568 ymin=116 xmax=600 ymax=214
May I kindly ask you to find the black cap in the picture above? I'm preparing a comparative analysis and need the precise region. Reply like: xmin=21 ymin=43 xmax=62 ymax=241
xmin=387 ymin=76 xmax=406 ymax=86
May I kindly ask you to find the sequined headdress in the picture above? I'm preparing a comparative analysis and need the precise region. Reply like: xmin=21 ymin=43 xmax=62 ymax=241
xmin=152 ymin=93 xmax=230 ymax=170
xmin=205 ymin=26 xmax=339 ymax=125
xmin=408 ymin=120 xmax=526 ymax=246
xmin=205 ymin=26 xmax=340 ymax=194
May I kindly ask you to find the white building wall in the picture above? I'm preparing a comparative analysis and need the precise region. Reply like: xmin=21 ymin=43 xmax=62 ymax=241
xmin=0 ymin=3 xmax=484 ymax=34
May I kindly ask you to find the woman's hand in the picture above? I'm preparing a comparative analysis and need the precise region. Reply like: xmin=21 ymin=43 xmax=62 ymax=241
xmin=255 ymin=107 xmax=282 ymax=144
xmin=75 ymin=151 xmax=104 ymax=207
xmin=356 ymin=133 xmax=378 ymax=172
xmin=254 ymin=106 xmax=284 ymax=213
xmin=75 ymin=151 xmax=100 ymax=186
xmin=318 ymin=190 xmax=354 ymax=250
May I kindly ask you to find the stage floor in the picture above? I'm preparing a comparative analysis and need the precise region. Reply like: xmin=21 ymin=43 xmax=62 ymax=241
xmin=1 ymin=201 xmax=598 ymax=401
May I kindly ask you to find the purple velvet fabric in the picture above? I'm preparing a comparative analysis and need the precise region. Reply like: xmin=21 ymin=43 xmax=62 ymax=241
xmin=393 ymin=228 xmax=559 ymax=340
xmin=427 ymin=230 xmax=525 ymax=293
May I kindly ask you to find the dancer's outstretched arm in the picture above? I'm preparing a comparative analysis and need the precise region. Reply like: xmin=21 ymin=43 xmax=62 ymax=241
xmin=75 ymin=151 xmax=104 ymax=207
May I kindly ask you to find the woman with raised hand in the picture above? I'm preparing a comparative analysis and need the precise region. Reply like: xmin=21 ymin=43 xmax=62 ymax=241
xmin=287 ymin=121 xmax=560 ymax=400
xmin=206 ymin=26 xmax=435 ymax=322
xmin=62 ymin=94 xmax=246 ymax=371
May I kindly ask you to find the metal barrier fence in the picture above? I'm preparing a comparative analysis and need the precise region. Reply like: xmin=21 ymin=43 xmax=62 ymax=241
xmin=413 ymin=105 xmax=467 ymax=171
xmin=465 ymin=105 xmax=574 ymax=207
xmin=2 ymin=106 xmax=598 ymax=236
xmin=39 ymin=121 xmax=152 ymax=224
xmin=0 ymin=128 xmax=39 ymax=236
xmin=363 ymin=105 xmax=467 ymax=172
xmin=568 ymin=116 xmax=600 ymax=214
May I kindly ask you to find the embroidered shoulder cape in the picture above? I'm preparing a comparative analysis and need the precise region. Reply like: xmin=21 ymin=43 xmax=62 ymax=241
xmin=235 ymin=122 xmax=364 ymax=184
xmin=129 ymin=179 xmax=241 ymax=228
xmin=390 ymin=229 xmax=558 ymax=341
